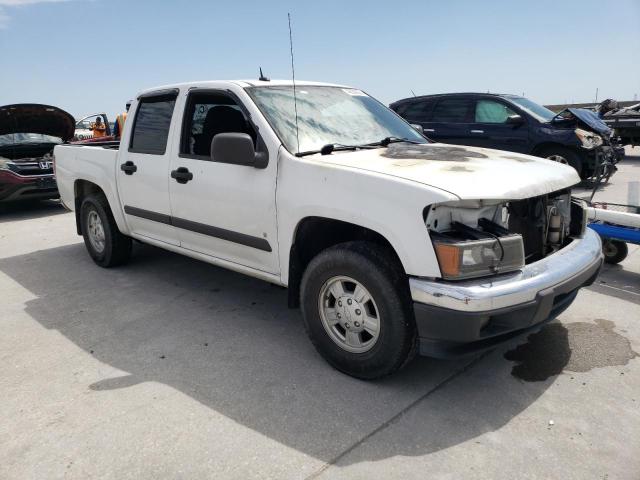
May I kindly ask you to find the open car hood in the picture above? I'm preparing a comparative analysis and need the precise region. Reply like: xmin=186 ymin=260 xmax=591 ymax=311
xmin=313 ymin=143 xmax=580 ymax=200
xmin=553 ymin=108 xmax=611 ymax=135
xmin=0 ymin=104 xmax=75 ymax=141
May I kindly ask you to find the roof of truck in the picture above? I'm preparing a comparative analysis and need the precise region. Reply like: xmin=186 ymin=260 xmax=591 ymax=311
xmin=137 ymin=79 xmax=349 ymax=96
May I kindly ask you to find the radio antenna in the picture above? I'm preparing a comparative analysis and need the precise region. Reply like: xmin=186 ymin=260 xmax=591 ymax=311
xmin=288 ymin=13 xmax=300 ymax=154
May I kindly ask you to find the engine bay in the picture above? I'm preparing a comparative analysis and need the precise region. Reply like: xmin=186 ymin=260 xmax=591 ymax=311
xmin=426 ymin=189 xmax=587 ymax=267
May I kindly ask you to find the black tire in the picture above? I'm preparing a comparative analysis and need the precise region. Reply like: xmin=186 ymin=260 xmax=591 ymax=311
xmin=539 ymin=146 xmax=584 ymax=177
xmin=603 ymin=239 xmax=628 ymax=265
xmin=300 ymin=242 xmax=417 ymax=379
xmin=80 ymin=194 xmax=132 ymax=267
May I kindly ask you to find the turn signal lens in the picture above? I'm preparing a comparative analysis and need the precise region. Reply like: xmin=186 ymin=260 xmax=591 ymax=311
xmin=433 ymin=243 xmax=461 ymax=278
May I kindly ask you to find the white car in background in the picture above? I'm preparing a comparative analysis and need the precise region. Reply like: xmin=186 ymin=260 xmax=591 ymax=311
xmin=73 ymin=113 xmax=112 ymax=141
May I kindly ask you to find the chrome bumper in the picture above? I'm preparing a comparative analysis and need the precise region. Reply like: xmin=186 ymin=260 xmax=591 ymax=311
xmin=410 ymin=228 xmax=603 ymax=313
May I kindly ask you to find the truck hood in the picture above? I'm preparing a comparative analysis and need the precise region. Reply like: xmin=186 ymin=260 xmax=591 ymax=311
xmin=0 ymin=104 xmax=75 ymax=141
xmin=314 ymin=143 xmax=580 ymax=200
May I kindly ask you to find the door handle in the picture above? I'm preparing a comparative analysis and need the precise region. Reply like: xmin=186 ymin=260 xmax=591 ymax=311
xmin=120 ymin=161 xmax=137 ymax=175
xmin=171 ymin=167 xmax=193 ymax=184
xmin=470 ymin=130 xmax=485 ymax=134
xmin=424 ymin=128 xmax=435 ymax=133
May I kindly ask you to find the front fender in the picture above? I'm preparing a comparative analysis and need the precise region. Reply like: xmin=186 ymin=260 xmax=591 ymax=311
xmin=276 ymin=152 xmax=457 ymax=283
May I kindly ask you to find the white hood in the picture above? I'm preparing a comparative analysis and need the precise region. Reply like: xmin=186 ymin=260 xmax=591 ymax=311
xmin=313 ymin=143 xmax=580 ymax=200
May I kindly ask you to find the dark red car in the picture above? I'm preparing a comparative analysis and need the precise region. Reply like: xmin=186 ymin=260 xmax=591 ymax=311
xmin=0 ymin=104 xmax=74 ymax=203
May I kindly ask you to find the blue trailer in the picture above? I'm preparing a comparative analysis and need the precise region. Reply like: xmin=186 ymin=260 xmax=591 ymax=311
xmin=587 ymin=202 xmax=640 ymax=264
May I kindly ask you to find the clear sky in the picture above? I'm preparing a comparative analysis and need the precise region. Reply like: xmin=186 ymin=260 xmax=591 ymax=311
xmin=1 ymin=0 xmax=638 ymax=120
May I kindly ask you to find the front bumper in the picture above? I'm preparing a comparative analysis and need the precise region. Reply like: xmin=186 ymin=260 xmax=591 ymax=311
xmin=0 ymin=171 xmax=58 ymax=202
xmin=410 ymin=228 xmax=603 ymax=358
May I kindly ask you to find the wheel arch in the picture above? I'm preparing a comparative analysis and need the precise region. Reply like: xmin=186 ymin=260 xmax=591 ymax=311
xmin=531 ymin=142 xmax=582 ymax=158
xmin=286 ymin=216 xmax=406 ymax=308
xmin=73 ymin=179 xmax=127 ymax=236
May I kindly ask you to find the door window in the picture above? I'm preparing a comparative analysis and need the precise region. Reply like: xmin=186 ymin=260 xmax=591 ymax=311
xmin=431 ymin=98 xmax=473 ymax=123
xmin=129 ymin=94 xmax=177 ymax=154
xmin=475 ymin=100 xmax=517 ymax=123
xmin=180 ymin=92 xmax=256 ymax=158
xmin=399 ymin=100 xmax=434 ymax=122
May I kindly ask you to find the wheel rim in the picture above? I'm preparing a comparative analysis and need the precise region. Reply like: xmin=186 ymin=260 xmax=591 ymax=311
xmin=318 ymin=275 xmax=381 ymax=354
xmin=87 ymin=210 xmax=106 ymax=253
xmin=547 ymin=154 xmax=569 ymax=165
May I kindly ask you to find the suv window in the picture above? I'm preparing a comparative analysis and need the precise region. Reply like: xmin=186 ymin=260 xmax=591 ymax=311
xmin=475 ymin=99 xmax=517 ymax=123
xmin=129 ymin=94 xmax=177 ymax=154
xmin=399 ymin=100 xmax=433 ymax=122
xmin=180 ymin=92 xmax=256 ymax=158
xmin=431 ymin=98 xmax=472 ymax=123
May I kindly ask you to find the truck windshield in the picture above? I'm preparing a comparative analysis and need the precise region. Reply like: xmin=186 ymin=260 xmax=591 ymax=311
xmin=247 ymin=86 xmax=426 ymax=154
xmin=508 ymin=97 xmax=556 ymax=123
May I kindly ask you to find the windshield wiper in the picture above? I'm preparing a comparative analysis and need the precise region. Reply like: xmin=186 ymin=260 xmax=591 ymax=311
xmin=374 ymin=137 xmax=425 ymax=147
xmin=295 ymin=143 xmax=379 ymax=157
xmin=295 ymin=137 xmax=424 ymax=158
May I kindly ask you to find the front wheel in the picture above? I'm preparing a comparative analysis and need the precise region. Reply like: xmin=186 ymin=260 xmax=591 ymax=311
xmin=300 ymin=242 xmax=417 ymax=379
xmin=80 ymin=194 xmax=132 ymax=267
xmin=540 ymin=147 xmax=584 ymax=177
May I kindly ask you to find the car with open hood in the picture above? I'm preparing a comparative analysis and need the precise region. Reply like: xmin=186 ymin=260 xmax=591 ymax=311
xmin=0 ymin=103 xmax=74 ymax=202
xmin=53 ymin=80 xmax=603 ymax=379
xmin=390 ymin=93 xmax=623 ymax=180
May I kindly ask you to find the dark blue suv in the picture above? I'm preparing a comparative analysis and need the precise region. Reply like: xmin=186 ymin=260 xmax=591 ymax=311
xmin=390 ymin=93 xmax=622 ymax=180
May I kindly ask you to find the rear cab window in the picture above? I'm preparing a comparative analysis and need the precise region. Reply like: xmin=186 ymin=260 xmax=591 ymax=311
xmin=129 ymin=91 xmax=178 ymax=154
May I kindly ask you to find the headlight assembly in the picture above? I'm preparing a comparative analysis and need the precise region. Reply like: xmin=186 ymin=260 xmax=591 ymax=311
xmin=575 ymin=128 xmax=603 ymax=149
xmin=432 ymin=221 xmax=525 ymax=280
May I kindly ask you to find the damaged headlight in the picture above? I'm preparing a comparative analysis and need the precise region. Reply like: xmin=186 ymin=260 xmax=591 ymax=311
xmin=432 ymin=224 xmax=525 ymax=280
xmin=575 ymin=128 xmax=603 ymax=149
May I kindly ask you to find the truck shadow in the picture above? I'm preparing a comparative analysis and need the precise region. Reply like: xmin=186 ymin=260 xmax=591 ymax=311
xmin=0 ymin=242 xmax=557 ymax=464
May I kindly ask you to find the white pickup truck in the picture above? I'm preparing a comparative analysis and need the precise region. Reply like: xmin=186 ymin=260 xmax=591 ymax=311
xmin=54 ymin=80 xmax=603 ymax=379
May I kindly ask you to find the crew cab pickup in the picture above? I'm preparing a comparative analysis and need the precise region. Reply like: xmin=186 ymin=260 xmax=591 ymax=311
xmin=54 ymin=80 xmax=603 ymax=379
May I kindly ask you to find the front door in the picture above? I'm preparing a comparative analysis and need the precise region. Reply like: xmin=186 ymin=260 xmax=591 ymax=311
xmin=465 ymin=99 xmax=530 ymax=153
xmin=117 ymin=90 xmax=180 ymax=245
xmin=167 ymin=89 xmax=279 ymax=274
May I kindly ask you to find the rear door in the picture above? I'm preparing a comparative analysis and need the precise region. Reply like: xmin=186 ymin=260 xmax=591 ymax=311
xmin=394 ymin=99 xmax=435 ymax=134
xmin=428 ymin=96 xmax=474 ymax=144
xmin=466 ymin=98 xmax=529 ymax=152
xmin=117 ymin=89 xmax=180 ymax=245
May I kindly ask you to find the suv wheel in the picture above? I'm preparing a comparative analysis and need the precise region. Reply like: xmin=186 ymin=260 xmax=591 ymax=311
xmin=540 ymin=147 xmax=584 ymax=177
xmin=300 ymin=242 xmax=417 ymax=379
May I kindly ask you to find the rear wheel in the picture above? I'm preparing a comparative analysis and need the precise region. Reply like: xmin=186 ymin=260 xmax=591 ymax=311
xmin=300 ymin=242 xmax=417 ymax=379
xmin=540 ymin=147 xmax=584 ymax=177
xmin=80 ymin=194 xmax=132 ymax=267
xmin=603 ymin=239 xmax=628 ymax=264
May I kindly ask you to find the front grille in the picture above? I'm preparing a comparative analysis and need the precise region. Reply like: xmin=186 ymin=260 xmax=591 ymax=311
xmin=7 ymin=162 xmax=53 ymax=176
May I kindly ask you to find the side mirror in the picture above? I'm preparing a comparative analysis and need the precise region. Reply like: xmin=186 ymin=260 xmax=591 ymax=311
xmin=506 ymin=114 xmax=524 ymax=126
xmin=211 ymin=133 xmax=268 ymax=168
xmin=410 ymin=123 xmax=424 ymax=134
